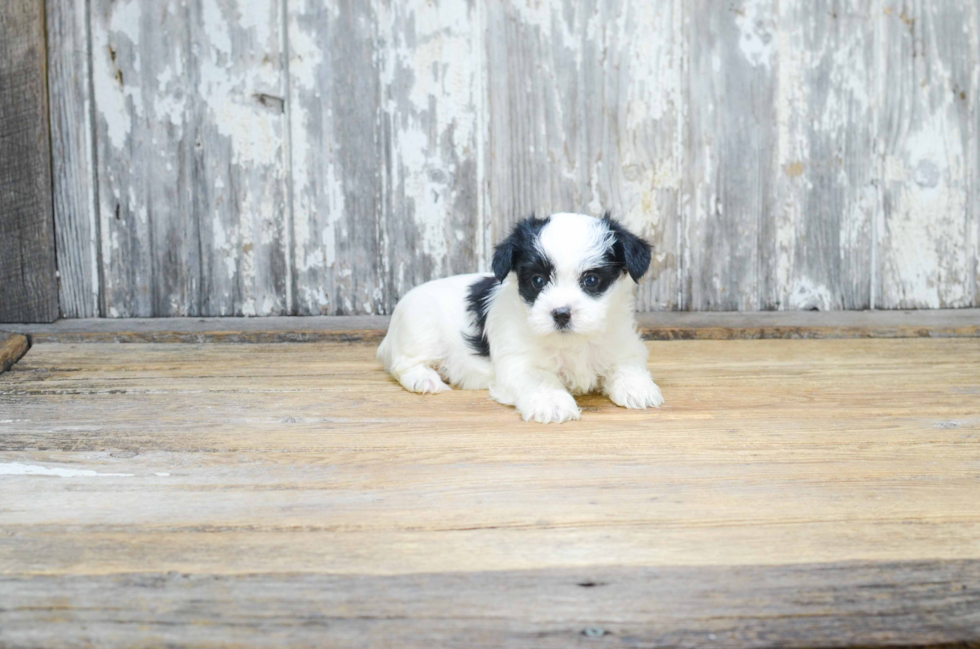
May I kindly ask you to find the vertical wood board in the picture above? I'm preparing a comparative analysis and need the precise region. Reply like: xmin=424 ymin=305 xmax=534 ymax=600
xmin=46 ymin=0 xmax=102 ymax=318
xmin=763 ymin=0 xmax=876 ymax=311
xmin=876 ymin=0 xmax=977 ymax=309
xmin=90 ymin=0 xmax=289 ymax=317
xmin=0 ymin=0 xmax=60 ymax=324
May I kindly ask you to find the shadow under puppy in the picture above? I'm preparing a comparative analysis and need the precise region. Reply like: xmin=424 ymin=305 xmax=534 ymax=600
xmin=378 ymin=212 xmax=664 ymax=423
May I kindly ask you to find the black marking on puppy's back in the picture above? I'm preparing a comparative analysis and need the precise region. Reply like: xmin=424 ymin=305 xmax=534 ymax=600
xmin=464 ymin=275 xmax=499 ymax=357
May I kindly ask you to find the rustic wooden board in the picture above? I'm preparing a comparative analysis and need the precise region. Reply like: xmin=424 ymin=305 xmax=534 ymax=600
xmin=90 ymin=0 xmax=290 ymax=317
xmin=376 ymin=0 xmax=484 ymax=307
xmin=3 ymin=561 xmax=980 ymax=649
xmin=876 ymin=1 xmax=977 ymax=309
xmin=0 ymin=332 xmax=29 ymax=374
xmin=763 ymin=0 xmax=876 ymax=311
xmin=288 ymin=0 xmax=484 ymax=317
xmin=287 ymin=0 xmax=383 ymax=316
xmin=5 ymin=309 xmax=980 ymax=344
xmin=683 ymin=0 xmax=776 ymax=311
xmin=485 ymin=0 xmax=682 ymax=311
xmin=46 ymin=0 xmax=101 ymax=319
xmin=42 ymin=1 xmax=980 ymax=316
xmin=1 ymin=338 xmax=979 ymax=646
xmin=0 ymin=0 xmax=59 ymax=324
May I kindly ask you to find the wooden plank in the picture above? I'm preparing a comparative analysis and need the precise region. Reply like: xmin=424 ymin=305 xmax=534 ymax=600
xmin=2 ymin=339 xmax=979 ymax=562
xmin=0 ymin=332 xmax=29 ymax=374
xmin=287 ymin=0 xmax=384 ymax=315
xmin=763 ymin=0 xmax=876 ymax=310
xmin=3 ymin=309 xmax=979 ymax=344
xmin=1 ymin=338 xmax=980 ymax=645
xmin=376 ymin=0 xmax=484 ymax=308
xmin=484 ymin=0 xmax=682 ymax=311
xmin=3 ymin=561 xmax=980 ymax=649
xmin=46 ymin=0 xmax=102 ymax=318
xmin=683 ymin=0 xmax=777 ymax=311
xmin=91 ymin=0 xmax=289 ymax=317
xmin=876 ymin=0 xmax=977 ymax=309
xmin=0 ymin=0 xmax=59 ymax=324
xmin=973 ymin=4 xmax=980 ymax=310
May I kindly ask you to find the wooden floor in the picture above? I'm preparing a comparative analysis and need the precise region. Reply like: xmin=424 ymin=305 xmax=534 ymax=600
xmin=2 ymin=338 xmax=980 ymax=648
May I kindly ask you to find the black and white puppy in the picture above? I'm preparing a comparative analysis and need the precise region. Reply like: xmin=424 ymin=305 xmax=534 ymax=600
xmin=377 ymin=212 xmax=664 ymax=423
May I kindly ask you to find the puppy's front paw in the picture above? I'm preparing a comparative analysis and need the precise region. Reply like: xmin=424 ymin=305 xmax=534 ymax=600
xmin=398 ymin=365 xmax=452 ymax=395
xmin=519 ymin=389 xmax=581 ymax=424
xmin=606 ymin=373 xmax=665 ymax=409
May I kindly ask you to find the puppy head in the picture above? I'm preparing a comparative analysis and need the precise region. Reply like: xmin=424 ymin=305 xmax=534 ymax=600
xmin=492 ymin=212 xmax=651 ymax=337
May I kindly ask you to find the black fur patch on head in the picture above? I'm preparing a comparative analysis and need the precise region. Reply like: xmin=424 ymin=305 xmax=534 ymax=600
xmin=464 ymin=275 xmax=498 ymax=357
xmin=491 ymin=215 xmax=550 ymax=281
xmin=492 ymin=215 xmax=555 ymax=305
xmin=579 ymin=263 xmax=622 ymax=298
xmin=602 ymin=212 xmax=652 ymax=282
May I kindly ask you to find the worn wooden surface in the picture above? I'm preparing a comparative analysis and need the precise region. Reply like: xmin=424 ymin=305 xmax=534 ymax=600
xmin=0 ymin=332 xmax=29 ymax=374
xmin=48 ymin=1 xmax=980 ymax=315
xmin=4 ymin=309 xmax=980 ymax=344
xmin=46 ymin=0 xmax=102 ymax=318
xmin=90 ymin=0 xmax=290 ymax=317
xmin=877 ymin=0 xmax=976 ymax=309
xmin=4 ymin=562 xmax=980 ymax=649
xmin=0 ymin=0 xmax=59 ymax=324
xmin=1 ymin=338 xmax=980 ymax=646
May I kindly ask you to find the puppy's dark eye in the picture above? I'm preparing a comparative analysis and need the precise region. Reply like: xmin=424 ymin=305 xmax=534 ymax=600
xmin=531 ymin=275 xmax=546 ymax=289
xmin=582 ymin=273 xmax=599 ymax=288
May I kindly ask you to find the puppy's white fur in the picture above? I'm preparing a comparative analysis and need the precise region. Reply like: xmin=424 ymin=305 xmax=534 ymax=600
xmin=377 ymin=213 xmax=664 ymax=423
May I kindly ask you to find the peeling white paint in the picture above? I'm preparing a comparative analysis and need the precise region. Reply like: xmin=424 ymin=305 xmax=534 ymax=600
xmin=80 ymin=0 xmax=978 ymax=316
xmin=380 ymin=0 xmax=480 ymax=277
xmin=735 ymin=0 xmax=776 ymax=69
xmin=0 ymin=463 xmax=134 ymax=478
xmin=883 ymin=112 xmax=970 ymax=308
xmin=92 ymin=0 xmax=143 ymax=150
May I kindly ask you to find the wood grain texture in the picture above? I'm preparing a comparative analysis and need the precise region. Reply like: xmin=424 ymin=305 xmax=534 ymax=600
xmin=764 ymin=0 xmax=876 ymax=311
xmin=46 ymin=0 xmax=102 ymax=318
xmin=287 ymin=0 xmax=384 ymax=316
xmin=1 ymin=338 xmax=979 ymax=646
xmin=3 ymin=562 xmax=980 ymax=649
xmin=876 ymin=0 xmax=978 ymax=309
xmin=485 ymin=0 xmax=682 ymax=311
xmin=41 ymin=1 xmax=980 ymax=316
xmin=90 ymin=0 xmax=289 ymax=317
xmin=377 ymin=0 xmax=484 ymax=308
xmin=683 ymin=0 xmax=776 ymax=311
xmin=4 ymin=310 xmax=980 ymax=344
xmin=0 ymin=332 xmax=29 ymax=373
xmin=0 ymin=0 xmax=59 ymax=324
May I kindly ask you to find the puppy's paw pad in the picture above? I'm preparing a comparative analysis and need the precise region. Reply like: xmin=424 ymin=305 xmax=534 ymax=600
xmin=607 ymin=377 xmax=664 ymax=409
xmin=519 ymin=391 xmax=581 ymax=424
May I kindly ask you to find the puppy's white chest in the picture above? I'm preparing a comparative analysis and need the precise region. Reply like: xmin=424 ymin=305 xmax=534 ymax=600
xmin=551 ymin=346 xmax=601 ymax=396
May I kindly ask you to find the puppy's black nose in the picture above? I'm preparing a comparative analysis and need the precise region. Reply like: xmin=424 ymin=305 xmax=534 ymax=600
xmin=551 ymin=307 xmax=572 ymax=328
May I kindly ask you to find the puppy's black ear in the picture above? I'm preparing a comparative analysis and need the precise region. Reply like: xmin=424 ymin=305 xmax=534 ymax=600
xmin=492 ymin=215 xmax=548 ymax=282
xmin=491 ymin=230 xmax=520 ymax=282
xmin=603 ymin=212 xmax=652 ymax=283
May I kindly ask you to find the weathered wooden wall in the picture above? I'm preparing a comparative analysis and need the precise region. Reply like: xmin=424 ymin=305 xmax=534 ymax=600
xmin=1 ymin=0 xmax=60 ymax=323
xmin=46 ymin=0 xmax=979 ymax=317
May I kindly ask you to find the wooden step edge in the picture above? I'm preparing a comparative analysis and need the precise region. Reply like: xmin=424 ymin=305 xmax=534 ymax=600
xmin=2 ymin=310 xmax=978 ymax=344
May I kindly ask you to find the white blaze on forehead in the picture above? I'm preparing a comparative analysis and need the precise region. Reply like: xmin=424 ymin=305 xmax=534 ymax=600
xmin=537 ymin=213 xmax=612 ymax=274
